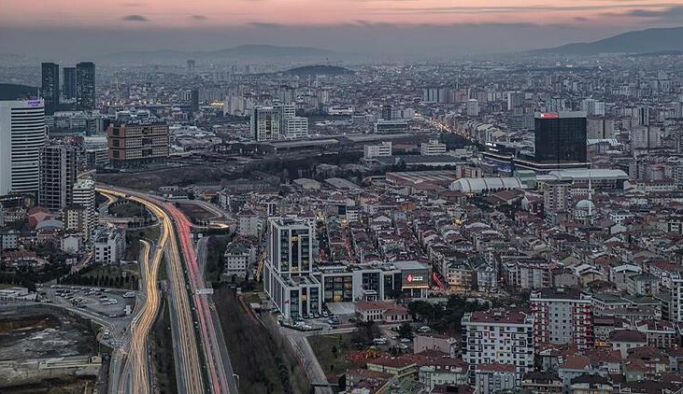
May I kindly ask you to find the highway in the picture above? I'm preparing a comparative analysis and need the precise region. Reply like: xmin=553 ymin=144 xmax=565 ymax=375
xmin=165 ymin=202 xmax=235 ymax=393
xmin=97 ymin=186 xmax=205 ymax=394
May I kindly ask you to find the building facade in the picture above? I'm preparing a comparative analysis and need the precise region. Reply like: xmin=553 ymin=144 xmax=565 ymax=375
xmin=534 ymin=112 xmax=587 ymax=165
xmin=462 ymin=309 xmax=534 ymax=383
xmin=71 ymin=178 xmax=97 ymax=240
xmin=41 ymin=62 xmax=60 ymax=115
xmin=107 ymin=123 xmax=170 ymax=168
xmin=531 ymin=288 xmax=594 ymax=350
xmin=0 ymin=100 xmax=47 ymax=196
xmin=251 ymin=106 xmax=281 ymax=142
xmin=76 ymin=62 xmax=96 ymax=111
xmin=39 ymin=142 xmax=77 ymax=211
xmin=421 ymin=140 xmax=447 ymax=156
xmin=263 ymin=217 xmax=322 ymax=319
xmin=62 ymin=67 xmax=77 ymax=101
xmin=364 ymin=142 xmax=393 ymax=159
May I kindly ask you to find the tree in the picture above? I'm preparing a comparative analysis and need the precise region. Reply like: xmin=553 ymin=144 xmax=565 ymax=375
xmin=398 ymin=322 xmax=414 ymax=340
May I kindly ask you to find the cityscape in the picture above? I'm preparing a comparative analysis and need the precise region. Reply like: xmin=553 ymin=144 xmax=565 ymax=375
xmin=4 ymin=2 xmax=683 ymax=394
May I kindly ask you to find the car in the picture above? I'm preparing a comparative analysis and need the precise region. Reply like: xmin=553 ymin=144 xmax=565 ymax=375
xmin=398 ymin=344 xmax=409 ymax=350
xmin=400 ymin=338 xmax=411 ymax=343
xmin=322 ymin=311 xmax=329 ymax=317
xmin=312 ymin=312 xmax=320 ymax=318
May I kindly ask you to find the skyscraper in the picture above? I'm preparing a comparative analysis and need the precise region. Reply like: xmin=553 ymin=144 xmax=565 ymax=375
xmin=63 ymin=67 xmax=77 ymax=100
xmin=76 ymin=62 xmax=96 ymax=110
xmin=39 ymin=142 xmax=77 ymax=211
xmin=534 ymin=112 xmax=587 ymax=165
xmin=251 ymin=106 xmax=281 ymax=142
xmin=187 ymin=59 xmax=196 ymax=77
xmin=71 ymin=178 xmax=97 ymax=240
xmin=41 ymin=62 xmax=60 ymax=115
xmin=380 ymin=104 xmax=393 ymax=121
xmin=0 ymin=100 xmax=47 ymax=196
xmin=190 ymin=89 xmax=200 ymax=113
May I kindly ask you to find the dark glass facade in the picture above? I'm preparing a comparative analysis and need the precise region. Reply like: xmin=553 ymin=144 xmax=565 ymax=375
xmin=63 ymin=67 xmax=76 ymax=100
xmin=534 ymin=114 xmax=587 ymax=164
xmin=76 ymin=62 xmax=96 ymax=110
xmin=41 ymin=62 xmax=59 ymax=115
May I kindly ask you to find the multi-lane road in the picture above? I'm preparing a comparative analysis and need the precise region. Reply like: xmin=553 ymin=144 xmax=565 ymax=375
xmin=97 ymin=185 xmax=236 ymax=393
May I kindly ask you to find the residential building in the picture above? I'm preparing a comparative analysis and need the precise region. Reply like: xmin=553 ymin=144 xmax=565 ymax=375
xmin=71 ymin=178 xmax=97 ymax=240
xmin=263 ymin=217 xmax=321 ymax=319
xmin=0 ymin=99 xmax=47 ymax=196
xmin=534 ymin=112 xmax=587 ymax=165
xmin=530 ymin=288 xmax=593 ymax=350
xmin=107 ymin=122 xmax=170 ymax=168
xmin=76 ymin=62 xmax=95 ymax=110
xmin=421 ymin=140 xmax=447 ymax=156
xmin=414 ymin=334 xmax=458 ymax=358
xmin=543 ymin=181 xmax=571 ymax=213
xmin=38 ymin=142 xmax=77 ymax=211
xmin=419 ymin=358 xmax=469 ymax=391
xmin=41 ymin=62 xmax=60 ymax=115
xmin=237 ymin=210 xmax=261 ymax=237
xmin=466 ymin=99 xmax=480 ymax=116
xmin=462 ymin=309 xmax=534 ymax=382
xmin=568 ymin=374 xmax=612 ymax=394
xmin=474 ymin=364 xmax=516 ymax=394
xmin=520 ymin=372 xmax=563 ymax=394
xmin=93 ymin=225 xmax=126 ymax=264
xmin=222 ymin=241 xmax=254 ymax=280
xmin=364 ymin=141 xmax=393 ymax=159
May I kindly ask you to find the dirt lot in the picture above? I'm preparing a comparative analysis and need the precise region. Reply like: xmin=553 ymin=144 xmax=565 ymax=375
xmin=0 ymin=310 xmax=96 ymax=361
xmin=177 ymin=203 xmax=217 ymax=221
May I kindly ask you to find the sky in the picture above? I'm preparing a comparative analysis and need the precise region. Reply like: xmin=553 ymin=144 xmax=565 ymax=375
xmin=3 ymin=0 xmax=683 ymax=59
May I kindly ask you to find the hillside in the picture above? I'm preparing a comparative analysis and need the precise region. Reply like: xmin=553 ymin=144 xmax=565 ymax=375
xmin=285 ymin=65 xmax=353 ymax=76
xmin=536 ymin=26 xmax=683 ymax=55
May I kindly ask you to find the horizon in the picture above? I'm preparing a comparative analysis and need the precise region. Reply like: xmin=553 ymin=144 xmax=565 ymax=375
xmin=4 ymin=0 xmax=683 ymax=59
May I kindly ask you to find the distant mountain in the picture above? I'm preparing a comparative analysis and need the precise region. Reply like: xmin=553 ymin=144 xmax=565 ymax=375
xmin=536 ymin=26 xmax=683 ymax=55
xmin=284 ymin=65 xmax=353 ymax=76
xmin=98 ymin=45 xmax=333 ymax=64
xmin=0 ymin=84 xmax=38 ymax=100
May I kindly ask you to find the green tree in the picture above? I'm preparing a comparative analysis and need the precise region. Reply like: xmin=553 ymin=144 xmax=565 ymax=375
xmin=398 ymin=322 xmax=414 ymax=340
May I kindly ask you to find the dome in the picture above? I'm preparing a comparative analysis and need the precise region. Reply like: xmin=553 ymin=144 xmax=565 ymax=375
xmin=575 ymin=199 xmax=595 ymax=211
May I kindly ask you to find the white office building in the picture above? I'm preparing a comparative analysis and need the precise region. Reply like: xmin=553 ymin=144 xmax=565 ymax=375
xmin=94 ymin=225 xmax=126 ymax=264
xmin=283 ymin=116 xmax=309 ymax=139
xmin=0 ymin=100 xmax=47 ymax=196
xmin=263 ymin=217 xmax=322 ymax=319
xmin=363 ymin=141 xmax=392 ymax=159
xmin=420 ymin=140 xmax=447 ymax=156
xmin=582 ymin=99 xmax=606 ymax=116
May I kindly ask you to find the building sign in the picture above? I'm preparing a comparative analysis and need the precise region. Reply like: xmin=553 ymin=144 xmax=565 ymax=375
xmin=402 ymin=269 xmax=429 ymax=288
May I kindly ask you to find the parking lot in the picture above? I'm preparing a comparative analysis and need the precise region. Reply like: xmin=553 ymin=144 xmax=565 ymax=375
xmin=39 ymin=285 xmax=136 ymax=318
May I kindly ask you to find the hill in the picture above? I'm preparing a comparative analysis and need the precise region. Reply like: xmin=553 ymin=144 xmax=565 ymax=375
xmin=284 ymin=65 xmax=353 ymax=76
xmin=0 ymin=84 xmax=38 ymax=100
xmin=536 ymin=26 xmax=683 ymax=55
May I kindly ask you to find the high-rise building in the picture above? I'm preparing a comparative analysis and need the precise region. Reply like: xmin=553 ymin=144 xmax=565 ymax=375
xmin=263 ymin=217 xmax=321 ymax=319
xmin=534 ymin=112 xmax=587 ymax=165
xmin=107 ymin=122 xmax=170 ymax=168
xmin=543 ymin=181 xmax=571 ymax=213
xmin=462 ymin=309 xmax=534 ymax=383
xmin=466 ymin=99 xmax=480 ymax=116
xmin=41 ymin=63 xmax=60 ymax=115
xmin=0 ymin=100 xmax=47 ymax=196
xmin=76 ymin=62 xmax=96 ymax=110
xmin=187 ymin=59 xmax=196 ymax=77
xmin=39 ymin=142 xmax=77 ymax=211
xmin=190 ymin=89 xmax=200 ymax=113
xmin=582 ymin=99 xmax=605 ymax=116
xmin=62 ymin=67 xmax=77 ymax=100
xmin=530 ymin=288 xmax=593 ymax=350
xmin=381 ymin=104 xmax=393 ymax=121
xmin=507 ymin=91 xmax=525 ymax=111
xmin=71 ymin=178 xmax=97 ymax=240
xmin=277 ymin=103 xmax=308 ymax=139
xmin=251 ymin=106 xmax=281 ymax=142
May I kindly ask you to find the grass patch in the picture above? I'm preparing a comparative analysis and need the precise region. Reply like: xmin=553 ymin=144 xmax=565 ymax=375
xmin=214 ymin=286 xmax=310 ymax=394
xmin=308 ymin=334 xmax=354 ymax=384
xmin=152 ymin=298 xmax=177 ymax=394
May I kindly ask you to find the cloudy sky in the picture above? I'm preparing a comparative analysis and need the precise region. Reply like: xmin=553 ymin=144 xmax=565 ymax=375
xmin=2 ymin=0 xmax=683 ymax=58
